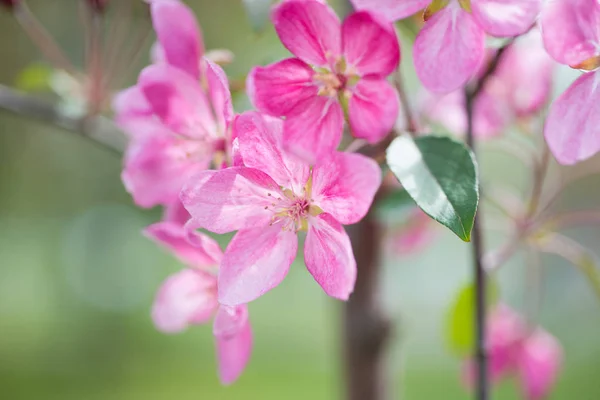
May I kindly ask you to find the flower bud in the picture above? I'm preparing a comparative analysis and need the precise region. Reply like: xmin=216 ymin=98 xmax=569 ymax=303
xmin=1 ymin=0 xmax=19 ymax=10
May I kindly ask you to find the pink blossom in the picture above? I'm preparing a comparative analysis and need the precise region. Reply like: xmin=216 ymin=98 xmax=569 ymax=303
xmin=463 ymin=305 xmax=562 ymax=400
xmin=541 ymin=0 xmax=600 ymax=165
xmin=352 ymin=0 xmax=540 ymax=92
xmin=181 ymin=111 xmax=382 ymax=305
xmin=114 ymin=0 xmax=235 ymax=213
xmin=420 ymin=29 xmax=553 ymax=137
xmin=248 ymin=0 xmax=400 ymax=162
xmin=146 ymin=222 xmax=252 ymax=385
xmin=389 ymin=208 xmax=436 ymax=255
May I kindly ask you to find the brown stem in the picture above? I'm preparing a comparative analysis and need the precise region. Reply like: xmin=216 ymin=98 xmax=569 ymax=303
xmin=344 ymin=195 xmax=392 ymax=400
xmin=0 ymin=84 xmax=124 ymax=154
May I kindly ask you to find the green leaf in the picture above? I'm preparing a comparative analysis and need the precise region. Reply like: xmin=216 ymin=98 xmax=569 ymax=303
xmin=386 ymin=135 xmax=479 ymax=242
xmin=446 ymin=280 xmax=500 ymax=357
xmin=15 ymin=63 xmax=53 ymax=92
xmin=242 ymin=0 xmax=273 ymax=33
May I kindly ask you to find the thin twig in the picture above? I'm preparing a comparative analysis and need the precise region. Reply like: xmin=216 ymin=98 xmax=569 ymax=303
xmin=0 ymin=84 xmax=125 ymax=155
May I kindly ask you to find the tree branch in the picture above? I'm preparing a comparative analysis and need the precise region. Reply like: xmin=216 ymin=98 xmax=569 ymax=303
xmin=0 ymin=84 xmax=125 ymax=155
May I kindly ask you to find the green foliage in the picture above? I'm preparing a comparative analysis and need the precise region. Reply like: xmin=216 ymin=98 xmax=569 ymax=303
xmin=386 ymin=134 xmax=479 ymax=242
xmin=445 ymin=280 xmax=500 ymax=357
xmin=242 ymin=0 xmax=274 ymax=33
xmin=15 ymin=63 xmax=53 ymax=92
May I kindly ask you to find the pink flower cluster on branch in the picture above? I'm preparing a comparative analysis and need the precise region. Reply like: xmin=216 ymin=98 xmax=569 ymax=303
xmin=115 ymin=0 xmax=388 ymax=384
xmin=463 ymin=306 xmax=562 ymax=400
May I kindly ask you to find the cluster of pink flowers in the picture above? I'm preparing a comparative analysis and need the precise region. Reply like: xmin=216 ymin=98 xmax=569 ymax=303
xmin=464 ymin=306 xmax=562 ymax=400
xmin=115 ymin=0 xmax=388 ymax=384
xmin=111 ymin=0 xmax=585 ymax=394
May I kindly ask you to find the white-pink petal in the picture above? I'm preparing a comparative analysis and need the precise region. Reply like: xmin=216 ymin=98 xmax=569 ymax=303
xmin=144 ymin=221 xmax=223 ymax=268
xmin=414 ymin=5 xmax=486 ymax=93
xmin=273 ymin=0 xmax=341 ymax=67
xmin=312 ymin=152 xmax=382 ymax=225
xmin=205 ymin=59 xmax=234 ymax=134
xmin=181 ymin=167 xmax=283 ymax=234
xmin=234 ymin=111 xmax=310 ymax=193
xmin=341 ymin=11 xmax=400 ymax=77
xmin=247 ymin=58 xmax=319 ymax=117
xmin=471 ymin=0 xmax=541 ymax=37
xmin=540 ymin=0 xmax=600 ymax=67
xmin=348 ymin=79 xmax=399 ymax=142
xmin=544 ymin=71 xmax=600 ymax=165
xmin=218 ymin=224 xmax=299 ymax=305
xmin=350 ymin=0 xmax=430 ymax=21
xmin=304 ymin=214 xmax=356 ymax=300
xmin=214 ymin=305 xmax=252 ymax=385
xmin=283 ymin=97 xmax=344 ymax=164
xmin=151 ymin=269 xmax=217 ymax=333
xmin=150 ymin=0 xmax=204 ymax=79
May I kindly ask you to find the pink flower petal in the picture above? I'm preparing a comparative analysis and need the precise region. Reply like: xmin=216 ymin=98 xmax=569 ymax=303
xmin=497 ymin=29 xmax=554 ymax=117
xmin=348 ymin=79 xmax=399 ymax=142
xmin=138 ymin=64 xmax=216 ymax=139
xmin=540 ymin=0 xmax=600 ymax=67
xmin=283 ymin=97 xmax=344 ymax=164
xmin=205 ymin=59 xmax=234 ymax=133
xmin=517 ymin=329 xmax=563 ymax=400
xmin=471 ymin=0 xmax=541 ymax=37
xmin=414 ymin=5 xmax=486 ymax=93
xmin=247 ymin=58 xmax=319 ymax=117
xmin=181 ymin=167 xmax=283 ymax=234
xmin=112 ymin=86 xmax=155 ymax=136
xmin=151 ymin=268 xmax=217 ymax=333
xmin=544 ymin=71 xmax=600 ymax=165
xmin=162 ymin=200 xmax=192 ymax=227
xmin=218 ymin=224 xmax=298 ymax=305
xmin=272 ymin=0 xmax=341 ymax=67
xmin=305 ymin=214 xmax=356 ymax=300
xmin=144 ymin=221 xmax=223 ymax=268
xmin=350 ymin=0 xmax=430 ymax=21
xmin=122 ymin=133 xmax=209 ymax=208
xmin=234 ymin=111 xmax=310 ymax=193
xmin=214 ymin=305 xmax=252 ymax=385
xmin=312 ymin=152 xmax=381 ymax=225
xmin=391 ymin=209 xmax=436 ymax=255
xmin=342 ymin=11 xmax=400 ymax=77
xmin=150 ymin=0 xmax=204 ymax=79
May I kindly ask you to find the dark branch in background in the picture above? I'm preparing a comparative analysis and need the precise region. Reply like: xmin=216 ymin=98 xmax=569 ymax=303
xmin=464 ymin=41 xmax=513 ymax=400
xmin=0 ymin=84 xmax=125 ymax=155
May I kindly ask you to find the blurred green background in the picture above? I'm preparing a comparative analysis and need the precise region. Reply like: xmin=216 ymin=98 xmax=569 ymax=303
xmin=1 ymin=1 xmax=600 ymax=399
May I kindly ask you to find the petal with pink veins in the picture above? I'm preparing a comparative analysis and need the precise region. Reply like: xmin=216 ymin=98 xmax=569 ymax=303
xmin=348 ymin=79 xmax=399 ymax=142
xmin=471 ymin=0 xmax=541 ymax=37
xmin=544 ymin=71 xmax=600 ymax=165
xmin=151 ymin=0 xmax=203 ymax=79
xmin=138 ymin=64 xmax=216 ymax=139
xmin=342 ymin=11 xmax=400 ymax=77
xmin=181 ymin=167 xmax=283 ymax=234
xmin=247 ymin=58 xmax=319 ymax=117
xmin=234 ymin=111 xmax=310 ymax=193
xmin=205 ymin=59 xmax=234 ymax=132
xmin=517 ymin=329 xmax=563 ymax=400
xmin=151 ymin=269 xmax=217 ymax=333
xmin=540 ymin=0 xmax=600 ymax=67
xmin=218 ymin=224 xmax=299 ymax=305
xmin=311 ymin=152 xmax=381 ymax=225
xmin=305 ymin=214 xmax=356 ymax=300
xmin=272 ymin=0 xmax=341 ymax=67
xmin=350 ymin=0 xmax=430 ymax=21
xmin=162 ymin=200 xmax=192 ymax=227
xmin=144 ymin=221 xmax=223 ymax=268
xmin=283 ymin=97 xmax=344 ymax=164
xmin=414 ymin=5 xmax=486 ymax=93
xmin=214 ymin=305 xmax=252 ymax=385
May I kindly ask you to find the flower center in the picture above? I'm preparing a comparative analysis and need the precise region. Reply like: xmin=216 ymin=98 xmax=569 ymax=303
xmin=264 ymin=176 xmax=323 ymax=232
xmin=313 ymin=58 xmax=359 ymax=98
